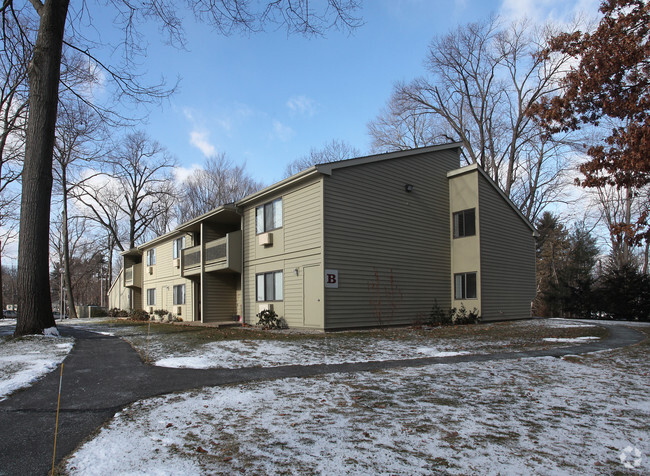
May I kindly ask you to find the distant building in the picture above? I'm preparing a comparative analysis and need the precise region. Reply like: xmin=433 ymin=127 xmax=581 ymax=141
xmin=108 ymin=143 xmax=537 ymax=329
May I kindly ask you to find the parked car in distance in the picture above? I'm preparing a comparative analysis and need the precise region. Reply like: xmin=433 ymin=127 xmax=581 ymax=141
xmin=2 ymin=310 xmax=17 ymax=319
xmin=53 ymin=312 xmax=69 ymax=320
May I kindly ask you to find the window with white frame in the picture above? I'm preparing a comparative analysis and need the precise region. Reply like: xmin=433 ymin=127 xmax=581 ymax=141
xmin=173 ymin=284 xmax=186 ymax=305
xmin=173 ymin=236 xmax=186 ymax=259
xmin=454 ymin=272 xmax=477 ymax=300
xmin=256 ymin=271 xmax=283 ymax=301
xmin=146 ymin=288 xmax=156 ymax=306
xmin=453 ymin=208 xmax=476 ymax=238
xmin=146 ymin=248 xmax=156 ymax=266
xmin=255 ymin=198 xmax=282 ymax=234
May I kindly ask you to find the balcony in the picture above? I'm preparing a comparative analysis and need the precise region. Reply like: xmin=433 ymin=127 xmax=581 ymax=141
xmin=181 ymin=230 xmax=241 ymax=276
xmin=124 ymin=263 xmax=142 ymax=287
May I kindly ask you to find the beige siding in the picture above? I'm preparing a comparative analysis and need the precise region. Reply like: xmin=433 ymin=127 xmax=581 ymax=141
xmin=449 ymin=171 xmax=481 ymax=314
xmin=140 ymin=233 xmax=195 ymax=320
xmin=242 ymin=178 xmax=324 ymax=327
xmin=323 ymin=149 xmax=459 ymax=329
xmin=478 ymin=174 xmax=536 ymax=320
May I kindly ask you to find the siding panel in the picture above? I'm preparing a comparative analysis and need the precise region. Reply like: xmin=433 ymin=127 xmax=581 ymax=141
xmin=323 ymin=149 xmax=459 ymax=329
xmin=478 ymin=175 xmax=536 ymax=320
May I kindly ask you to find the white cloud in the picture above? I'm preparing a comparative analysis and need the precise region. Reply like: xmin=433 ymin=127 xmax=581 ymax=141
xmin=286 ymin=95 xmax=317 ymax=117
xmin=173 ymin=164 xmax=203 ymax=182
xmin=189 ymin=130 xmax=216 ymax=157
xmin=271 ymin=120 xmax=295 ymax=142
xmin=499 ymin=0 xmax=601 ymax=25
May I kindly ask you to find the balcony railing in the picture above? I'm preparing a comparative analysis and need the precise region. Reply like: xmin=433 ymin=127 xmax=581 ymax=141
xmin=182 ymin=246 xmax=201 ymax=268
xmin=124 ymin=263 xmax=142 ymax=287
xmin=181 ymin=230 xmax=241 ymax=276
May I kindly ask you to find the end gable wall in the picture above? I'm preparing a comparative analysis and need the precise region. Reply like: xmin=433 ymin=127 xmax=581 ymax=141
xmin=322 ymin=148 xmax=460 ymax=329
xmin=478 ymin=174 xmax=536 ymax=320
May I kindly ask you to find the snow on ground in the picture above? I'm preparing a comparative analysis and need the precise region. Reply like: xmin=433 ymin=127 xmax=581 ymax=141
xmin=65 ymin=336 xmax=650 ymax=476
xmin=542 ymin=336 xmax=600 ymax=343
xmin=80 ymin=319 xmax=604 ymax=370
xmin=154 ymin=338 xmax=474 ymax=369
xmin=0 ymin=330 xmax=74 ymax=401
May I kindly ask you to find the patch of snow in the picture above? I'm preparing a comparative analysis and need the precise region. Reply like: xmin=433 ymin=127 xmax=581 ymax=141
xmin=154 ymin=338 xmax=478 ymax=369
xmin=0 ymin=335 xmax=74 ymax=400
xmin=44 ymin=326 xmax=60 ymax=336
xmin=543 ymin=336 xmax=600 ymax=343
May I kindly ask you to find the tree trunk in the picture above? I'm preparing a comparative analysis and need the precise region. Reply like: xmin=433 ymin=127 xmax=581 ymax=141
xmin=15 ymin=0 xmax=70 ymax=336
xmin=62 ymin=191 xmax=78 ymax=319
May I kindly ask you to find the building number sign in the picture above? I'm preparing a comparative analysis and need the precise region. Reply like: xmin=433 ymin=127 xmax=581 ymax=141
xmin=325 ymin=269 xmax=339 ymax=288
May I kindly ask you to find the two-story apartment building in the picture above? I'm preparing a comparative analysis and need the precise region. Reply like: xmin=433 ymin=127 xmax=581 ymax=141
xmin=108 ymin=143 xmax=537 ymax=329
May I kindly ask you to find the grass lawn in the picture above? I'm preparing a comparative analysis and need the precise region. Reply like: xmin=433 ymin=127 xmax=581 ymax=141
xmin=65 ymin=318 xmax=609 ymax=368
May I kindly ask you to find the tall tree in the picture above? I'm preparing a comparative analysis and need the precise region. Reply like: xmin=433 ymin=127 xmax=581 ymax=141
xmin=53 ymin=99 xmax=105 ymax=319
xmin=2 ymin=0 xmax=362 ymax=335
xmin=373 ymin=17 xmax=574 ymax=222
xmin=75 ymin=131 xmax=176 ymax=251
xmin=284 ymin=139 xmax=360 ymax=177
xmin=531 ymin=0 xmax=650 ymax=245
xmin=178 ymin=153 xmax=262 ymax=220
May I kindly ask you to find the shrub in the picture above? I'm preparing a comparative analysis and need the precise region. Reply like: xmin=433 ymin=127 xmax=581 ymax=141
xmin=129 ymin=309 xmax=150 ymax=321
xmin=427 ymin=299 xmax=453 ymax=326
xmin=108 ymin=308 xmax=129 ymax=318
xmin=451 ymin=304 xmax=481 ymax=325
xmin=152 ymin=309 xmax=169 ymax=321
xmin=256 ymin=308 xmax=287 ymax=330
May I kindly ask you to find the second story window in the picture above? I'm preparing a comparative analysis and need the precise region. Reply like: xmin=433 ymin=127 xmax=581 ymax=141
xmin=256 ymin=198 xmax=282 ymax=234
xmin=173 ymin=236 xmax=186 ymax=259
xmin=146 ymin=248 xmax=156 ymax=266
xmin=453 ymin=208 xmax=476 ymax=238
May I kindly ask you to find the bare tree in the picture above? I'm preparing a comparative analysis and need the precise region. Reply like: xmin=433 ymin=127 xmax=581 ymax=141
xmin=178 ymin=153 xmax=262 ymax=220
xmin=75 ymin=131 xmax=177 ymax=251
xmin=374 ymin=17 xmax=575 ymax=222
xmin=52 ymin=98 xmax=106 ymax=319
xmin=2 ymin=0 xmax=361 ymax=335
xmin=368 ymin=95 xmax=449 ymax=153
xmin=284 ymin=139 xmax=361 ymax=177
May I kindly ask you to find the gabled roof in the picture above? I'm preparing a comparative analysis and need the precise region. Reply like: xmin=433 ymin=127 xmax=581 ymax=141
xmin=447 ymin=163 xmax=538 ymax=236
xmin=237 ymin=142 xmax=462 ymax=207
xmin=315 ymin=142 xmax=462 ymax=176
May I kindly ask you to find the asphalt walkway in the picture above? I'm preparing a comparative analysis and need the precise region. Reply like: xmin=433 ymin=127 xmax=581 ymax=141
xmin=0 ymin=322 xmax=645 ymax=476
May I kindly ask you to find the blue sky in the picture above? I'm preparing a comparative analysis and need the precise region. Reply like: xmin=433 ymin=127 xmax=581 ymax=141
xmin=90 ymin=0 xmax=600 ymax=185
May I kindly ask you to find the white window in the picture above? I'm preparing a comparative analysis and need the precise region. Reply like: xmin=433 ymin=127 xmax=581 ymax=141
xmin=146 ymin=248 xmax=156 ymax=266
xmin=256 ymin=271 xmax=283 ymax=301
xmin=173 ymin=237 xmax=186 ymax=259
xmin=256 ymin=198 xmax=282 ymax=234
xmin=454 ymin=272 xmax=477 ymax=300
xmin=173 ymin=284 xmax=186 ymax=305
xmin=146 ymin=288 xmax=156 ymax=306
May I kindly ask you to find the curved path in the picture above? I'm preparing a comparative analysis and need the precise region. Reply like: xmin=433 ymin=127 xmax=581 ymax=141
xmin=0 ymin=322 xmax=645 ymax=476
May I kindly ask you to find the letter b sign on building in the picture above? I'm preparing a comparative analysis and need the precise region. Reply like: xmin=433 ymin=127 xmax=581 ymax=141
xmin=325 ymin=269 xmax=339 ymax=288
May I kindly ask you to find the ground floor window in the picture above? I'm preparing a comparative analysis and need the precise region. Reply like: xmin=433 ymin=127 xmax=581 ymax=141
xmin=173 ymin=284 xmax=186 ymax=305
xmin=256 ymin=271 xmax=283 ymax=301
xmin=454 ymin=272 xmax=477 ymax=300
xmin=146 ymin=288 xmax=156 ymax=306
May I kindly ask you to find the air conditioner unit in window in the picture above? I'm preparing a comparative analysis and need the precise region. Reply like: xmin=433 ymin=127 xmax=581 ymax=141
xmin=258 ymin=232 xmax=273 ymax=246
xmin=173 ymin=258 xmax=181 ymax=269
xmin=148 ymin=266 xmax=154 ymax=275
